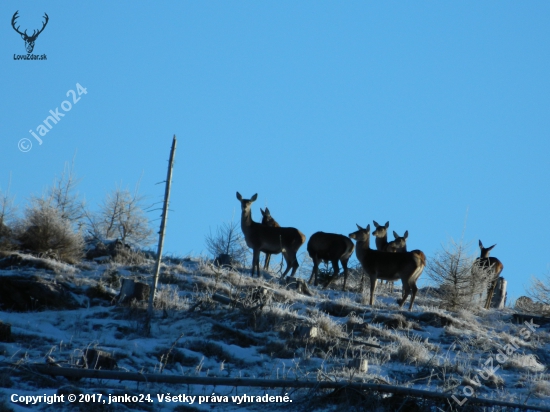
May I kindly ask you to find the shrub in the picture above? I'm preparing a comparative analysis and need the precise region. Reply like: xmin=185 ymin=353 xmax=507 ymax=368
xmin=17 ymin=201 xmax=84 ymax=264
xmin=526 ymin=272 xmax=550 ymax=315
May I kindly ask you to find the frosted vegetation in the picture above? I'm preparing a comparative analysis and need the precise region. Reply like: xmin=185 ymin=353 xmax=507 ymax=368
xmin=0 ymin=165 xmax=549 ymax=411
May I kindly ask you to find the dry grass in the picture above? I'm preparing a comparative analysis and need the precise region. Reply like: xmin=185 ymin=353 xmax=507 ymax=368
xmin=154 ymin=284 xmax=190 ymax=311
xmin=504 ymin=353 xmax=546 ymax=372
xmin=394 ymin=333 xmax=432 ymax=365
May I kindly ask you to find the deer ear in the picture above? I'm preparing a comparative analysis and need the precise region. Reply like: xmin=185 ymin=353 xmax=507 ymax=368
xmin=251 ymin=193 xmax=258 ymax=201
xmin=373 ymin=220 xmax=379 ymax=228
xmin=479 ymin=240 xmax=483 ymax=249
xmin=403 ymin=230 xmax=408 ymax=239
xmin=487 ymin=244 xmax=496 ymax=251
xmin=260 ymin=208 xmax=265 ymax=215
xmin=265 ymin=207 xmax=270 ymax=214
xmin=366 ymin=224 xmax=370 ymax=232
xmin=236 ymin=192 xmax=242 ymax=200
xmin=393 ymin=231 xmax=399 ymax=239
xmin=385 ymin=221 xmax=389 ymax=228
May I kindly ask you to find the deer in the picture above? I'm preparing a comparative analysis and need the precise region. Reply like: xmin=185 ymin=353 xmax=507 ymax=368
xmin=372 ymin=220 xmax=390 ymax=251
xmin=383 ymin=230 xmax=409 ymax=293
xmin=307 ymin=232 xmax=355 ymax=291
xmin=373 ymin=220 xmax=393 ymax=290
xmin=11 ymin=11 xmax=49 ymax=54
xmin=236 ymin=193 xmax=305 ymax=278
xmin=349 ymin=224 xmax=425 ymax=311
xmin=386 ymin=230 xmax=408 ymax=253
xmin=260 ymin=207 xmax=280 ymax=270
xmin=474 ymin=240 xmax=504 ymax=309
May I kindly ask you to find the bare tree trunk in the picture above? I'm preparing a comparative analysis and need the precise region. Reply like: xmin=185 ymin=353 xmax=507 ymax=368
xmin=147 ymin=136 xmax=177 ymax=323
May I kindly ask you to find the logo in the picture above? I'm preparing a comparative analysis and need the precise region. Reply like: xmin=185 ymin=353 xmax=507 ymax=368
xmin=11 ymin=10 xmax=48 ymax=54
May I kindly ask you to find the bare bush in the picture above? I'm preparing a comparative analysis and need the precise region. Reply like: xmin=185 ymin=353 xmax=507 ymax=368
xmin=427 ymin=239 xmax=490 ymax=310
xmin=204 ymin=221 xmax=248 ymax=267
xmin=0 ymin=181 xmax=17 ymax=251
xmin=87 ymin=184 xmax=153 ymax=246
xmin=16 ymin=201 xmax=84 ymax=263
xmin=526 ymin=273 xmax=550 ymax=314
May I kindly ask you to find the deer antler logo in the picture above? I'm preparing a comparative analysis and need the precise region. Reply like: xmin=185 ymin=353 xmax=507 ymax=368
xmin=11 ymin=11 xmax=49 ymax=54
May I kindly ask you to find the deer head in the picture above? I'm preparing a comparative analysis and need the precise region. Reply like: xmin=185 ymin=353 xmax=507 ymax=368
xmin=12 ymin=11 xmax=49 ymax=53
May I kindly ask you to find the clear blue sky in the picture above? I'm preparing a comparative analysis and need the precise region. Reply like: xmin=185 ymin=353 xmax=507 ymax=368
xmin=1 ymin=2 xmax=549 ymax=302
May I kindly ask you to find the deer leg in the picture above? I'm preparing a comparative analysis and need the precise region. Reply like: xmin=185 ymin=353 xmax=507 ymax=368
xmin=370 ymin=277 xmax=378 ymax=306
xmin=264 ymin=253 xmax=271 ymax=270
xmin=323 ymin=259 xmax=340 ymax=289
xmin=341 ymin=259 xmax=349 ymax=291
xmin=399 ymin=285 xmax=410 ymax=309
xmin=252 ymin=249 xmax=261 ymax=277
xmin=308 ymin=258 xmax=318 ymax=285
xmin=485 ymin=278 xmax=498 ymax=309
xmin=408 ymin=282 xmax=418 ymax=311
xmin=289 ymin=253 xmax=299 ymax=277
xmin=280 ymin=251 xmax=292 ymax=279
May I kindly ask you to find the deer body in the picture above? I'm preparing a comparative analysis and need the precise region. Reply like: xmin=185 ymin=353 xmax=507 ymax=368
xmin=383 ymin=230 xmax=409 ymax=293
xmin=475 ymin=240 xmax=504 ymax=309
xmin=237 ymin=193 xmax=305 ymax=278
xmin=373 ymin=220 xmax=394 ymax=290
xmin=349 ymin=224 xmax=425 ymax=311
xmin=260 ymin=207 xmax=280 ymax=270
xmin=307 ymin=232 xmax=354 ymax=290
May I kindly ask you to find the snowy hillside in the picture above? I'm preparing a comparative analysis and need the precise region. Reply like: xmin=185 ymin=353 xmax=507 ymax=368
xmin=0 ymin=254 xmax=549 ymax=411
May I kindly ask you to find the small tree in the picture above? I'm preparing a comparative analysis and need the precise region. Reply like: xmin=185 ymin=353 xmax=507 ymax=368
xmin=87 ymin=184 xmax=153 ymax=246
xmin=427 ymin=239 xmax=490 ymax=310
xmin=205 ymin=221 xmax=248 ymax=267
xmin=45 ymin=159 xmax=86 ymax=224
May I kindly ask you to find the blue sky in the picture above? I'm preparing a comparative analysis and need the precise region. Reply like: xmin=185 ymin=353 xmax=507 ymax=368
xmin=1 ymin=2 xmax=549 ymax=301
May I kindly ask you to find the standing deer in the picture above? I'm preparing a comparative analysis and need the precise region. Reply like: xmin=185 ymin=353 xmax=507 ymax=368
xmin=474 ymin=240 xmax=504 ymax=309
xmin=349 ymin=224 xmax=425 ymax=311
xmin=372 ymin=220 xmax=390 ymax=251
xmin=236 ymin=193 xmax=305 ymax=278
xmin=260 ymin=207 xmax=280 ymax=270
xmin=307 ymin=232 xmax=355 ymax=290
xmin=384 ymin=230 xmax=409 ymax=293
xmin=386 ymin=230 xmax=408 ymax=253
xmin=373 ymin=220 xmax=393 ymax=290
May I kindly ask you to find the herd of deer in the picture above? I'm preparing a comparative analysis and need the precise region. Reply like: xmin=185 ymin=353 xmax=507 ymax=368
xmin=236 ymin=192 xmax=503 ymax=311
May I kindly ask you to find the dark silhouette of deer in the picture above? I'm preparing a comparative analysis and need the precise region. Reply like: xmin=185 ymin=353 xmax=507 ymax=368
xmin=260 ymin=207 xmax=280 ymax=270
xmin=236 ymin=193 xmax=305 ymax=278
xmin=372 ymin=220 xmax=390 ymax=252
xmin=349 ymin=224 xmax=425 ymax=311
xmin=307 ymin=232 xmax=354 ymax=291
xmin=373 ymin=220 xmax=394 ymax=290
xmin=11 ymin=11 xmax=49 ymax=53
xmin=386 ymin=230 xmax=408 ymax=253
xmin=474 ymin=240 xmax=504 ymax=309
xmin=384 ymin=230 xmax=409 ymax=293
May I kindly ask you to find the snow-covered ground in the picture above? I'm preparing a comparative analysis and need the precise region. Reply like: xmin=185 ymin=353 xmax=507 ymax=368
xmin=0 ymin=255 xmax=549 ymax=411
